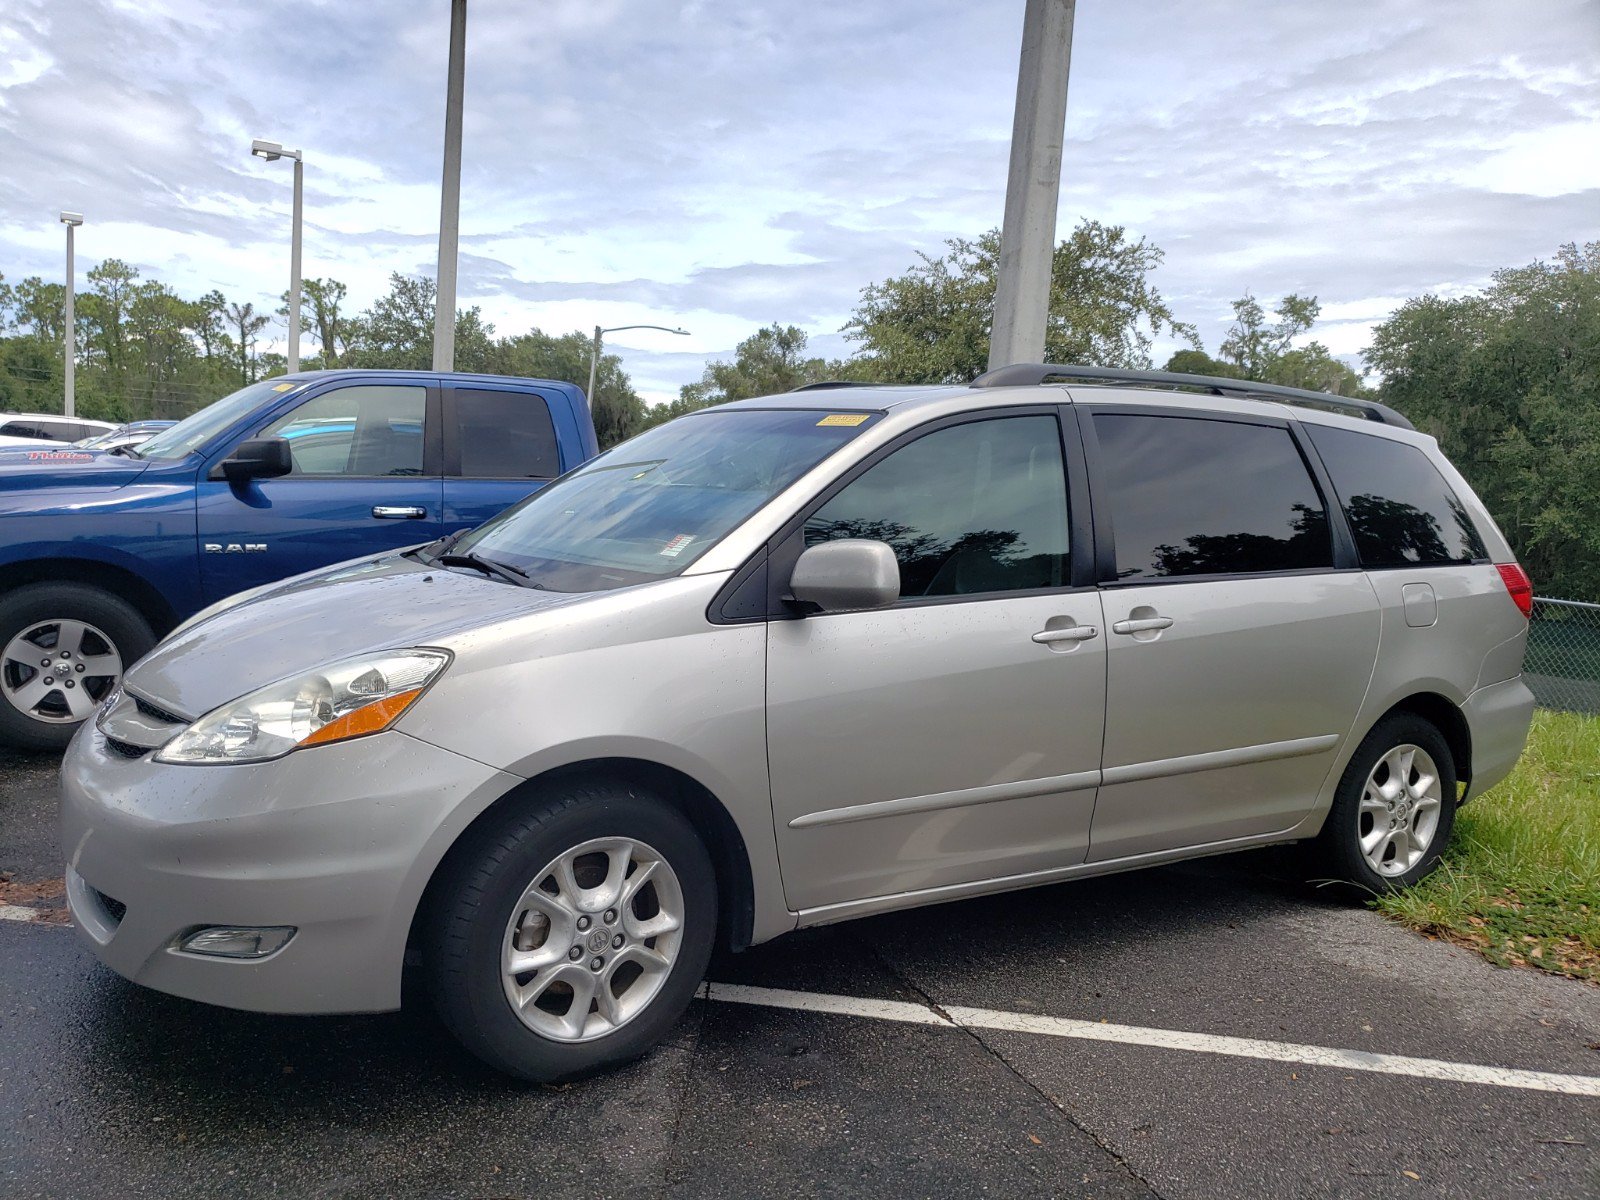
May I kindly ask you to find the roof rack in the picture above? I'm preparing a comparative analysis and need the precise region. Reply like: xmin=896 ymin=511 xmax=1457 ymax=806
xmin=790 ymin=381 xmax=866 ymax=391
xmin=968 ymin=363 xmax=1414 ymax=430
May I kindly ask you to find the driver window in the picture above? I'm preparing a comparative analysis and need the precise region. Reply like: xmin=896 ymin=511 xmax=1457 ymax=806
xmin=259 ymin=385 xmax=426 ymax=477
xmin=804 ymin=414 xmax=1070 ymax=597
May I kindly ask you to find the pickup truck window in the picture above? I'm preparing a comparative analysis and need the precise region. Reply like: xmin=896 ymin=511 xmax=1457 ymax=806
xmin=137 ymin=378 xmax=312 ymax=461
xmin=260 ymin=385 xmax=426 ymax=477
xmin=452 ymin=388 xmax=559 ymax=479
xmin=453 ymin=407 xmax=879 ymax=591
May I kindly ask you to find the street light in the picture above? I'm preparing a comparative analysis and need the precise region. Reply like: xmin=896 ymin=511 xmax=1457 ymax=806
xmin=59 ymin=212 xmax=82 ymax=418
xmin=251 ymin=138 xmax=304 ymax=373
xmin=587 ymin=324 xmax=691 ymax=412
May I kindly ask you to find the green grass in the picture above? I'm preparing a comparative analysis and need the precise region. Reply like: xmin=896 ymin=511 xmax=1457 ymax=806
xmin=1373 ymin=709 xmax=1600 ymax=982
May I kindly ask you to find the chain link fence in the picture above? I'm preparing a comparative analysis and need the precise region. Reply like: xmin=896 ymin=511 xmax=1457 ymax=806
xmin=1526 ymin=597 xmax=1600 ymax=715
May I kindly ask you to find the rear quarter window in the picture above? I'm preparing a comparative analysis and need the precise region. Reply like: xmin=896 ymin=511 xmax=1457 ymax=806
xmin=1092 ymin=412 xmax=1332 ymax=580
xmin=1304 ymin=424 xmax=1487 ymax=567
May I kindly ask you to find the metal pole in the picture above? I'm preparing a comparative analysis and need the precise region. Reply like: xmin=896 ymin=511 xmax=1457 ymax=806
xmin=586 ymin=325 xmax=602 ymax=413
xmin=63 ymin=223 xmax=75 ymax=417
xmin=288 ymin=156 xmax=303 ymax=373
xmin=987 ymin=0 xmax=1076 ymax=372
xmin=432 ymin=0 xmax=467 ymax=372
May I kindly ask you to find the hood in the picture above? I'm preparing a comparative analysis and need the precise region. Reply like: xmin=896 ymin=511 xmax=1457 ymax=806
xmin=0 ymin=446 xmax=150 ymax=492
xmin=125 ymin=554 xmax=592 ymax=718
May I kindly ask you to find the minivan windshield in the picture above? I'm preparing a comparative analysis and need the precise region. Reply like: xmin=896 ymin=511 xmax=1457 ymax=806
xmin=450 ymin=407 xmax=880 ymax=592
xmin=134 ymin=379 xmax=312 ymax=461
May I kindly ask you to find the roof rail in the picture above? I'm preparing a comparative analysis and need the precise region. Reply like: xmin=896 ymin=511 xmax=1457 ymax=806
xmin=968 ymin=363 xmax=1413 ymax=430
xmin=790 ymin=380 xmax=865 ymax=391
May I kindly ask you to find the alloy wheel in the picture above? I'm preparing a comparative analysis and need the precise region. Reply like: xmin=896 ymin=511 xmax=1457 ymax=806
xmin=1 ymin=619 xmax=123 ymax=724
xmin=500 ymin=836 xmax=685 ymax=1043
xmin=1357 ymin=743 xmax=1443 ymax=877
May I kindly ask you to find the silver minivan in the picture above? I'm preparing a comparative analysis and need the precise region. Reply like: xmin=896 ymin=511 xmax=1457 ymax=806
xmin=61 ymin=365 xmax=1536 ymax=1081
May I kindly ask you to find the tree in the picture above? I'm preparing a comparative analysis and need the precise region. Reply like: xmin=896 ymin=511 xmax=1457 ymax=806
xmin=279 ymin=277 xmax=352 ymax=369
xmin=189 ymin=290 xmax=230 ymax=364
xmin=346 ymin=272 xmax=497 ymax=372
xmin=1165 ymin=292 xmax=1366 ymax=397
xmin=80 ymin=259 xmax=140 ymax=374
xmin=1366 ymin=241 xmax=1600 ymax=599
xmin=1218 ymin=293 xmax=1318 ymax=378
xmin=11 ymin=278 xmax=65 ymax=343
xmin=844 ymin=221 xmax=1197 ymax=383
xmin=227 ymin=301 xmax=269 ymax=383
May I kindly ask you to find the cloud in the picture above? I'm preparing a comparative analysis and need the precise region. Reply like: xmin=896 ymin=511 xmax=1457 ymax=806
xmin=0 ymin=0 xmax=1595 ymax=403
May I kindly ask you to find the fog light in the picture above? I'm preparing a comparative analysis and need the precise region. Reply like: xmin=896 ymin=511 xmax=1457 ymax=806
xmin=179 ymin=926 xmax=296 ymax=959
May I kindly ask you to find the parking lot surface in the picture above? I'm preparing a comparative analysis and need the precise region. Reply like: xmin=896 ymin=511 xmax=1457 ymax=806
xmin=3 ymin=746 xmax=1596 ymax=1199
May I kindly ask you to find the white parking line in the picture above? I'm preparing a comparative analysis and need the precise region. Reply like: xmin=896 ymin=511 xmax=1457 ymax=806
xmin=702 ymin=982 xmax=1600 ymax=1099
xmin=0 ymin=904 xmax=43 ymax=923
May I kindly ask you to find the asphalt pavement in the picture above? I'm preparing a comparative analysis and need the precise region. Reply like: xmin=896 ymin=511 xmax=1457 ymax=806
xmin=2 ymin=746 xmax=1596 ymax=1199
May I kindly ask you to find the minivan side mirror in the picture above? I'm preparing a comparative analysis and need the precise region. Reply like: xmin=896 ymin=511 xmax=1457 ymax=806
xmin=218 ymin=437 xmax=293 ymax=483
xmin=788 ymin=539 xmax=900 ymax=614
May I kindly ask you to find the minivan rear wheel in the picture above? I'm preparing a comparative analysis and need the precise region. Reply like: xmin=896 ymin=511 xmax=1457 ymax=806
xmin=0 ymin=583 xmax=154 ymax=751
xmin=424 ymin=781 xmax=717 ymax=1082
xmin=1313 ymin=713 xmax=1457 ymax=895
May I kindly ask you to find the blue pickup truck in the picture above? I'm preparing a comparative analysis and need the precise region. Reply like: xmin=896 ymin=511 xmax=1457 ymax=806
xmin=0 ymin=369 xmax=596 ymax=749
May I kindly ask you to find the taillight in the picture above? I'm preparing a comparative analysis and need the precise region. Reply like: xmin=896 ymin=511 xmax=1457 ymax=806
xmin=1495 ymin=562 xmax=1533 ymax=619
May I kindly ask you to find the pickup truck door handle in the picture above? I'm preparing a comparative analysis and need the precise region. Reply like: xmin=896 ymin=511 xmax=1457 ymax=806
xmin=1112 ymin=615 xmax=1175 ymax=635
xmin=1032 ymin=625 xmax=1099 ymax=644
xmin=372 ymin=505 xmax=428 ymax=520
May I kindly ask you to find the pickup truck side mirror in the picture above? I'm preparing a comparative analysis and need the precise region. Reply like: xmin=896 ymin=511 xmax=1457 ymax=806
xmin=788 ymin=539 xmax=900 ymax=614
xmin=218 ymin=437 xmax=293 ymax=483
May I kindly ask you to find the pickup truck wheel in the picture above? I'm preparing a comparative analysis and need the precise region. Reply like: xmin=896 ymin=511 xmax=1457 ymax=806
xmin=0 ymin=583 xmax=155 ymax=751
xmin=1312 ymin=713 xmax=1457 ymax=896
xmin=425 ymin=781 xmax=717 ymax=1083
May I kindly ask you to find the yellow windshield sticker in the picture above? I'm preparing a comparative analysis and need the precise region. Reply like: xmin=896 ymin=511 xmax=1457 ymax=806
xmin=271 ymin=382 xmax=296 ymax=392
xmin=817 ymin=413 xmax=869 ymax=427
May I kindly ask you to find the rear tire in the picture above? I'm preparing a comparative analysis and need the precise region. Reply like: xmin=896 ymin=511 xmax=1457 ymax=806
xmin=424 ymin=780 xmax=717 ymax=1083
xmin=1312 ymin=713 xmax=1457 ymax=896
xmin=0 ymin=583 xmax=154 ymax=751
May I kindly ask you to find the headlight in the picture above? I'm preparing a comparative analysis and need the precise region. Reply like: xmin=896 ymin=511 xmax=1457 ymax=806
xmin=154 ymin=649 xmax=450 ymax=765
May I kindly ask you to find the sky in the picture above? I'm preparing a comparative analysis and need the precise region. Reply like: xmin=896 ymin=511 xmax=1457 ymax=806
xmin=1 ymin=0 xmax=1597 ymax=405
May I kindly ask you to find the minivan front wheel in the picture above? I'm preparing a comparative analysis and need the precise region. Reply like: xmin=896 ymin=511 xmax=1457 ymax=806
xmin=1315 ymin=714 xmax=1457 ymax=894
xmin=426 ymin=782 xmax=716 ymax=1082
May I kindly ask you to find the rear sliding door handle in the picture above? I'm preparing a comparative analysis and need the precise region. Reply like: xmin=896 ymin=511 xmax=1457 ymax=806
xmin=372 ymin=505 xmax=427 ymax=520
xmin=1112 ymin=615 xmax=1175 ymax=635
xmin=1032 ymin=625 xmax=1099 ymax=644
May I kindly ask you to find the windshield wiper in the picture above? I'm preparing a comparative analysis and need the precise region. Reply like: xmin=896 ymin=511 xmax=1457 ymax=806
xmin=406 ymin=528 xmax=467 ymax=564
xmin=436 ymin=551 xmax=538 ymax=588
xmin=108 ymin=444 xmax=142 ymax=458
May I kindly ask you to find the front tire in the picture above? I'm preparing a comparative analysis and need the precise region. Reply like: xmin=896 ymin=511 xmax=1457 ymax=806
xmin=424 ymin=780 xmax=717 ymax=1082
xmin=0 ymin=583 xmax=154 ymax=751
xmin=1313 ymin=713 xmax=1457 ymax=895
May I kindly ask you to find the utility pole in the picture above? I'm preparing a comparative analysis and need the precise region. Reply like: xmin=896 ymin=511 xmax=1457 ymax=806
xmin=288 ymin=153 xmax=303 ymax=372
xmin=432 ymin=0 xmax=468 ymax=372
xmin=987 ymin=0 xmax=1076 ymax=372
xmin=59 ymin=212 xmax=82 ymax=416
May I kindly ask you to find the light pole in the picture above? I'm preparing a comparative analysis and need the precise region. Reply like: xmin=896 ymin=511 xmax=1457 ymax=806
xmin=250 ymin=138 xmax=304 ymax=373
xmin=988 ymin=0 xmax=1076 ymax=371
xmin=58 ymin=211 xmax=82 ymax=417
xmin=587 ymin=324 xmax=691 ymax=411
xmin=432 ymin=0 xmax=468 ymax=372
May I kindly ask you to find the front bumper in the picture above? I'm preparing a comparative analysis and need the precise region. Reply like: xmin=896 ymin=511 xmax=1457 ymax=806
xmin=60 ymin=724 xmax=519 ymax=1014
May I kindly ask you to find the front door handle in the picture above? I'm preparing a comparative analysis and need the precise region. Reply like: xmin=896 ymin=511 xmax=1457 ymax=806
xmin=1032 ymin=625 xmax=1099 ymax=644
xmin=372 ymin=505 xmax=427 ymax=520
xmin=1112 ymin=615 xmax=1175 ymax=635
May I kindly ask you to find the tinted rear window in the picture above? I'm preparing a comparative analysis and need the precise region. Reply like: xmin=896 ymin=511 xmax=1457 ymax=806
xmin=1093 ymin=413 xmax=1332 ymax=579
xmin=1305 ymin=425 xmax=1487 ymax=567
xmin=453 ymin=389 xmax=560 ymax=479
